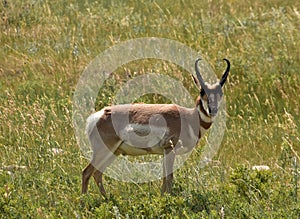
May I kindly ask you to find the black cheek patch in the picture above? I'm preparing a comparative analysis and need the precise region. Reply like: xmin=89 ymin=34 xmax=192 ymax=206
xmin=200 ymin=89 xmax=205 ymax=97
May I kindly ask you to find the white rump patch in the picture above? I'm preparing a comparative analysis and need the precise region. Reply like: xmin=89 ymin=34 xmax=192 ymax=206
xmin=86 ymin=109 xmax=105 ymax=136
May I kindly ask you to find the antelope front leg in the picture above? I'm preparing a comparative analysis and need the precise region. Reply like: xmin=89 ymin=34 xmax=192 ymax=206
xmin=161 ymin=147 xmax=175 ymax=195
xmin=93 ymin=170 xmax=107 ymax=197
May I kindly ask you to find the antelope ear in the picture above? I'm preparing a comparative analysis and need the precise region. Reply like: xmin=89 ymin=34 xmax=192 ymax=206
xmin=192 ymin=75 xmax=200 ymax=87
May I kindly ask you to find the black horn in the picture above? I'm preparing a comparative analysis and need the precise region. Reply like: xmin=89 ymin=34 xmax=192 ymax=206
xmin=219 ymin=58 xmax=230 ymax=87
xmin=195 ymin=58 xmax=206 ymax=89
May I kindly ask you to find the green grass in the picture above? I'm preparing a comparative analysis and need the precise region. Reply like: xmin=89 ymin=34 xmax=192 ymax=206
xmin=1 ymin=0 xmax=299 ymax=218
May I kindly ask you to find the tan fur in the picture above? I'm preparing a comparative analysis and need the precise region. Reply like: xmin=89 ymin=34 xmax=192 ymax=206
xmin=81 ymin=58 xmax=230 ymax=196
xmin=82 ymin=101 xmax=212 ymax=196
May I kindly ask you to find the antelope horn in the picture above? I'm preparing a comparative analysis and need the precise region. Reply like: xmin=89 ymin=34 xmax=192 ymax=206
xmin=195 ymin=58 xmax=206 ymax=89
xmin=220 ymin=58 xmax=230 ymax=87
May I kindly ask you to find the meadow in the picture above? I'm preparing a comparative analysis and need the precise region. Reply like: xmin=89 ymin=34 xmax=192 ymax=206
xmin=0 ymin=0 xmax=299 ymax=218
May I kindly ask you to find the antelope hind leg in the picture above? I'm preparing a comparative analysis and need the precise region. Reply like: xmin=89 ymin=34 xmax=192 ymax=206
xmin=82 ymin=163 xmax=96 ymax=194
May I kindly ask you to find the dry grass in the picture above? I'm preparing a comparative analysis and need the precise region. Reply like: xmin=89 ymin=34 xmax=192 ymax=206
xmin=0 ymin=0 xmax=299 ymax=217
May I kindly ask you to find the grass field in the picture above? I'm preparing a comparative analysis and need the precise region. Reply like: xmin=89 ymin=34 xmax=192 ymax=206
xmin=1 ymin=0 xmax=299 ymax=218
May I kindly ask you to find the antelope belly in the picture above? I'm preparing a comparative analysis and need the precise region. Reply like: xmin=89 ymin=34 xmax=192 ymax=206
xmin=117 ymin=142 xmax=164 ymax=155
xmin=119 ymin=125 xmax=166 ymax=145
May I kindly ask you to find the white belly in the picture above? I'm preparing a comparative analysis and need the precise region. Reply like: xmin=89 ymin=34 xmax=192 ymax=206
xmin=115 ymin=123 xmax=199 ymax=156
xmin=116 ymin=142 xmax=164 ymax=155
xmin=119 ymin=124 xmax=167 ymax=146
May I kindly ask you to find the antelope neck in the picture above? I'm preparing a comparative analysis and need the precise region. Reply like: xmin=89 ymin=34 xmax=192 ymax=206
xmin=197 ymin=99 xmax=213 ymax=128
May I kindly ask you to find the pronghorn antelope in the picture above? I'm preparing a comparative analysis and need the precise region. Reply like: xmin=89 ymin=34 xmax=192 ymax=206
xmin=82 ymin=58 xmax=230 ymax=196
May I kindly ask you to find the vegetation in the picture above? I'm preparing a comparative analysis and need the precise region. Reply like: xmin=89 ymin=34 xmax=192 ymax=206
xmin=1 ymin=0 xmax=299 ymax=218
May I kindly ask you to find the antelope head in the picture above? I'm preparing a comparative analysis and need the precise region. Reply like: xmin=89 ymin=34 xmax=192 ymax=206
xmin=194 ymin=58 xmax=230 ymax=117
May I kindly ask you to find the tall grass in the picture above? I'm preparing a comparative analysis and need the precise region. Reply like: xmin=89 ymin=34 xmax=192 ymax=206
xmin=1 ymin=0 xmax=299 ymax=217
